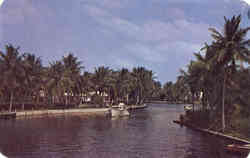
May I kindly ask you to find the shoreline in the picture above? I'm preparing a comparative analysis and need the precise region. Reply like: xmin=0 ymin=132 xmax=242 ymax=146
xmin=0 ymin=104 xmax=148 ymax=119
xmin=15 ymin=108 xmax=109 ymax=118
xmin=146 ymin=101 xmax=190 ymax=104
xmin=173 ymin=120 xmax=250 ymax=144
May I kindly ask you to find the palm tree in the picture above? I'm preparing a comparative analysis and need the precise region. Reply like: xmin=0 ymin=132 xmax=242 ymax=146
xmin=208 ymin=15 xmax=250 ymax=132
xmin=0 ymin=44 xmax=24 ymax=112
xmin=75 ymin=71 xmax=93 ymax=104
xmin=62 ymin=53 xmax=83 ymax=106
xmin=22 ymin=53 xmax=43 ymax=109
xmin=106 ymin=68 xmax=134 ymax=105
xmin=132 ymin=67 xmax=155 ymax=104
xmin=163 ymin=81 xmax=174 ymax=101
xmin=91 ymin=66 xmax=111 ymax=107
xmin=92 ymin=66 xmax=111 ymax=96
xmin=46 ymin=61 xmax=65 ymax=105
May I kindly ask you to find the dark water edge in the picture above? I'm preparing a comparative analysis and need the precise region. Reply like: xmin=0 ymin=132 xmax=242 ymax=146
xmin=0 ymin=104 xmax=246 ymax=158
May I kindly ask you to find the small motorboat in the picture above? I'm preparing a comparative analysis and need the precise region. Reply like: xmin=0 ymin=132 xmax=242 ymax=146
xmin=225 ymin=144 xmax=250 ymax=154
xmin=0 ymin=152 xmax=7 ymax=158
xmin=110 ymin=103 xmax=130 ymax=117
xmin=184 ymin=105 xmax=192 ymax=111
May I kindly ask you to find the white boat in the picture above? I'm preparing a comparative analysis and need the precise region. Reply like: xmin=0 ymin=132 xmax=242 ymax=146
xmin=0 ymin=152 xmax=7 ymax=158
xmin=184 ymin=105 xmax=192 ymax=111
xmin=110 ymin=103 xmax=130 ymax=117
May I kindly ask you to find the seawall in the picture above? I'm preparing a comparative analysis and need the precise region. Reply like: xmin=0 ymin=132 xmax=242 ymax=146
xmin=173 ymin=120 xmax=250 ymax=144
xmin=15 ymin=108 xmax=109 ymax=118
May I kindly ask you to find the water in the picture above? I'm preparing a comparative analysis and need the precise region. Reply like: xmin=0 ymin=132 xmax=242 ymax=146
xmin=0 ymin=104 xmax=246 ymax=158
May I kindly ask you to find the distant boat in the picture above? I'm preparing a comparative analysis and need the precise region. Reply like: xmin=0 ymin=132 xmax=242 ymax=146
xmin=225 ymin=144 xmax=250 ymax=154
xmin=184 ymin=105 xmax=192 ymax=111
xmin=110 ymin=103 xmax=130 ymax=117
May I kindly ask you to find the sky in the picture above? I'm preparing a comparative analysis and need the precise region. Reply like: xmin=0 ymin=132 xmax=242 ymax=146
xmin=0 ymin=0 xmax=250 ymax=84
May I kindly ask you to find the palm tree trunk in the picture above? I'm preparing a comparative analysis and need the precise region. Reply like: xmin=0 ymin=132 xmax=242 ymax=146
xmin=126 ymin=94 xmax=129 ymax=105
xmin=22 ymin=101 xmax=25 ymax=111
xmin=9 ymin=91 xmax=14 ymax=112
xmin=36 ymin=94 xmax=40 ymax=107
xmin=222 ymin=75 xmax=226 ymax=133
xmin=22 ymin=93 xmax=26 ymax=111
xmin=192 ymin=93 xmax=195 ymax=112
xmin=65 ymin=95 xmax=68 ymax=107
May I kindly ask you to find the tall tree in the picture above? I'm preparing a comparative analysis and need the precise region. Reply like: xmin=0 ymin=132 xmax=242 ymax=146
xmin=208 ymin=15 xmax=250 ymax=132
xmin=62 ymin=53 xmax=83 ymax=105
xmin=132 ymin=67 xmax=155 ymax=104
xmin=92 ymin=66 xmax=111 ymax=96
xmin=22 ymin=53 xmax=43 ymax=108
xmin=0 ymin=45 xmax=24 ymax=112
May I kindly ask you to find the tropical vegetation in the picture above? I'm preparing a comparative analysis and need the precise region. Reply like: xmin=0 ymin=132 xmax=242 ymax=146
xmin=0 ymin=45 xmax=159 ymax=111
xmin=160 ymin=15 xmax=250 ymax=138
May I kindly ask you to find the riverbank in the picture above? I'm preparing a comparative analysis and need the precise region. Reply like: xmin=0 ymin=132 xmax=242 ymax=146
xmin=16 ymin=108 xmax=109 ymax=118
xmin=0 ymin=104 xmax=148 ymax=119
xmin=145 ymin=100 xmax=190 ymax=104
xmin=173 ymin=120 xmax=250 ymax=144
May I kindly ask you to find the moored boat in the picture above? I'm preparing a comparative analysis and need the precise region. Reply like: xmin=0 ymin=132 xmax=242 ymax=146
xmin=225 ymin=144 xmax=250 ymax=154
xmin=184 ymin=105 xmax=192 ymax=111
xmin=110 ymin=103 xmax=130 ymax=117
xmin=0 ymin=152 xmax=8 ymax=158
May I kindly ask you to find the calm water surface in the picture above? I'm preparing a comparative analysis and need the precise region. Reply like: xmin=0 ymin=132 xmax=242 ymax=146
xmin=0 ymin=104 xmax=245 ymax=158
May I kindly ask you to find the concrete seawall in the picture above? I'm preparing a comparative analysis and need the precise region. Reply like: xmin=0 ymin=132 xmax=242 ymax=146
xmin=173 ymin=120 xmax=250 ymax=144
xmin=14 ymin=104 xmax=148 ymax=118
xmin=16 ymin=108 xmax=109 ymax=118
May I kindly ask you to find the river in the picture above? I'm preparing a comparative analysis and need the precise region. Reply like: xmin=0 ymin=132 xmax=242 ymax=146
xmin=0 ymin=104 xmax=246 ymax=158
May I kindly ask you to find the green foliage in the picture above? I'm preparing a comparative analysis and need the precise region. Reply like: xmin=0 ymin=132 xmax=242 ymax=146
xmin=232 ymin=117 xmax=250 ymax=138
xmin=172 ymin=14 xmax=250 ymax=135
xmin=0 ymin=44 xmax=159 ymax=110
xmin=91 ymin=94 xmax=104 ymax=108
xmin=185 ymin=110 xmax=211 ymax=128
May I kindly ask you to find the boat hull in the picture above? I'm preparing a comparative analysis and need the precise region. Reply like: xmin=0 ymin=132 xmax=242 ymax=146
xmin=225 ymin=144 xmax=250 ymax=154
xmin=111 ymin=108 xmax=129 ymax=117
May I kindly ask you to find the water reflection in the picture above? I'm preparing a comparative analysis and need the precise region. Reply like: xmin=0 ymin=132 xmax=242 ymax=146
xmin=0 ymin=104 xmax=246 ymax=158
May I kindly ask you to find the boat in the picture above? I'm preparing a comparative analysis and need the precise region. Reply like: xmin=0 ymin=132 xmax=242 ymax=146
xmin=110 ymin=103 xmax=130 ymax=117
xmin=184 ymin=105 xmax=192 ymax=111
xmin=0 ymin=152 xmax=8 ymax=158
xmin=225 ymin=144 xmax=250 ymax=154
xmin=127 ymin=104 xmax=148 ymax=110
xmin=0 ymin=112 xmax=16 ymax=119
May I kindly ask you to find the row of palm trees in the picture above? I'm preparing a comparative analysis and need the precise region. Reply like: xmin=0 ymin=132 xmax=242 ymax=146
xmin=169 ymin=15 xmax=250 ymax=133
xmin=0 ymin=45 xmax=159 ymax=111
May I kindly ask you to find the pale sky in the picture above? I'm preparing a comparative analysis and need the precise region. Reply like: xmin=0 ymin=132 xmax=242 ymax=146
xmin=242 ymin=0 xmax=250 ymax=5
xmin=0 ymin=0 xmax=250 ymax=83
